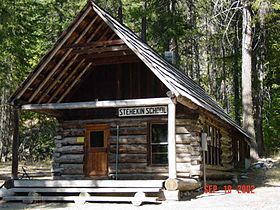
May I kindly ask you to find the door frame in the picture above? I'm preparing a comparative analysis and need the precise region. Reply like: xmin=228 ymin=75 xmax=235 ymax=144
xmin=84 ymin=124 xmax=110 ymax=176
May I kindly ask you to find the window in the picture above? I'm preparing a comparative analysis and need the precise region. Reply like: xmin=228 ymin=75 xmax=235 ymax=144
xmin=90 ymin=131 xmax=104 ymax=148
xmin=205 ymin=125 xmax=221 ymax=165
xmin=149 ymin=123 xmax=168 ymax=165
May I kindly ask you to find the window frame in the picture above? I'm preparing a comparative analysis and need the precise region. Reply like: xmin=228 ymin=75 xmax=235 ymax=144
xmin=148 ymin=122 xmax=168 ymax=166
xmin=204 ymin=124 xmax=221 ymax=166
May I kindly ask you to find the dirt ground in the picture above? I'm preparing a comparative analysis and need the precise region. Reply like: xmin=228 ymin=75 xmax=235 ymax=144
xmin=1 ymin=160 xmax=280 ymax=210
xmin=0 ymin=186 xmax=280 ymax=210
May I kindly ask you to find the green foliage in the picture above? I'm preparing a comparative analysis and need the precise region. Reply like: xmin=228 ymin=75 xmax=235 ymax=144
xmin=263 ymin=2 xmax=280 ymax=154
xmin=19 ymin=112 xmax=56 ymax=161
xmin=0 ymin=0 xmax=279 ymax=161
xmin=0 ymin=0 xmax=86 ymax=162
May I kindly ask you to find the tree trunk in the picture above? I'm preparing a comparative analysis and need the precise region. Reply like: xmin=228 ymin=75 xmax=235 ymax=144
xmin=241 ymin=1 xmax=258 ymax=160
xmin=141 ymin=0 xmax=147 ymax=42
xmin=117 ymin=0 xmax=123 ymax=23
xmin=254 ymin=1 xmax=269 ymax=157
xmin=221 ymin=44 xmax=229 ymax=113
xmin=169 ymin=0 xmax=178 ymax=66
xmin=187 ymin=0 xmax=200 ymax=83
xmin=233 ymin=33 xmax=241 ymax=125
xmin=12 ymin=108 xmax=20 ymax=179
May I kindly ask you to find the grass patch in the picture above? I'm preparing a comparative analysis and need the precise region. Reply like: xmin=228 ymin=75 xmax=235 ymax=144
xmin=266 ymin=162 xmax=280 ymax=184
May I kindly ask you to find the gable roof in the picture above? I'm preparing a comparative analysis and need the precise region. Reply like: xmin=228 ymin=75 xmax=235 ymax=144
xmin=9 ymin=1 xmax=252 ymax=141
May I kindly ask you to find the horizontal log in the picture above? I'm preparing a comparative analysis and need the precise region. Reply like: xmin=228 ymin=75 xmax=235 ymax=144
xmin=220 ymin=137 xmax=232 ymax=143
xmin=61 ymin=120 xmax=148 ymax=130
xmin=61 ymin=117 xmax=164 ymax=129
xmin=191 ymin=160 xmax=200 ymax=165
xmin=176 ymin=156 xmax=191 ymax=163
xmin=190 ymin=151 xmax=201 ymax=156
xmin=176 ymin=126 xmax=191 ymax=134
xmin=108 ymin=173 xmax=168 ymax=180
xmin=176 ymin=145 xmax=192 ymax=153
xmin=55 ymin=142 xmax=62 ymax=148
xmin=111 ymin=127 xmax=147 ymax=135
xmin=60 ymin=169 xmax=84 ymax=175
xmin=53 ymin=153 xmax=61 ymax=158
xmin=59 ymin=137 xmax=85 ymax=145
xmin=60 ymin=175 xmax=85 ymax=180
xmin=190 ymin=141 xmax=200 ymax=146
xmin=177 ymin=136 xmax=200 ymax=144
xmin=109 ymin=166 xmax=168 ymax=174
xmin=113 ymin=122 xmax=148 ymax=128
xmin=164 ymin=178 xmax=200 ymax=191
xmin=175 ymin=119 xmax=198 ymax=126
xmin=176 ymin=134 xmax=191 ymax=144
xmin=206 ymin=180 xmax=233 ymax=186
xmin=55 ymin=154 xmax=84 ymax=163
xmin=110 ymin=135 xmax=147 ymax=144
xmin=109 ymin=154 xmax=147 ymax=163
xmin=177 ymin=173 xmax=191 ymax=178
xmin=206 ymin=171 xmax=235 ymax=180
xmin=206 ymin=165 xmax=234 ymax=172
xmin=109 ymin=163 xmax=147 ymax=170
xmin=221 ymin=144 xmax=232 ymax=150
xmin=177 ymin=163 xmax=201 ymax=172
xmin=190 ymin=170 xmax=202 ymax=176
xmin=22 ymin=98 xmax=171 ymax=110
xmin=63 ymin=129 xmax=84 ymax=137
xmin=60 ymin=164 xmax=84 ymax=175
xmin=177 ymin=163 xmax=191 ymax=173
xmin=110 ymin=145 xmax=147 ymax=154
xmin=191 ymin=155 xmax=202 ymax=161
xmin=55 ymin=145 xmax=84 ymax=154
xmin=54 ymin=135 xmax=62 ymax=140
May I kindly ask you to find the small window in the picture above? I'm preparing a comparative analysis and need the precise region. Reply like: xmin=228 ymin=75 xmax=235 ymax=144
xmin=90 ymin=131 xmax=104 ymax=148
xmin=149 ymin=124 xmax=168 ymax=165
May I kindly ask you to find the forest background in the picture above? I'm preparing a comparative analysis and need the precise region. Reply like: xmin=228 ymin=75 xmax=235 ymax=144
xmin=0 ymin=0 xmax=279 ymax=162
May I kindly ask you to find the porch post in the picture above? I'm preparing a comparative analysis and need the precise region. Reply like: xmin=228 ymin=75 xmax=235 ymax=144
xmin=12 ymin=108 xmax=19 ymax=179
xmin=168 ymin=99 xmax=176 ymax=178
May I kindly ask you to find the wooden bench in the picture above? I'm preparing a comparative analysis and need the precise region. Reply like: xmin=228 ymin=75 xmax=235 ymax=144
xmin=3 ymin=180 xmax=164 ymax=206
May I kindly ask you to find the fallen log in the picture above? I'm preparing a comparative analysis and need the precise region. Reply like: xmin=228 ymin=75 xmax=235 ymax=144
xmin=164 ymin=178 xmax=200 ymax=191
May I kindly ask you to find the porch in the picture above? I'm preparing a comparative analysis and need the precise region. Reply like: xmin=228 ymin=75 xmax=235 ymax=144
xmin=3 ymin=179 xmax=164 ymax=205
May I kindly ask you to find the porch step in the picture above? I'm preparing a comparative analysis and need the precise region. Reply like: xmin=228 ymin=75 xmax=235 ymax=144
xmin=12 ymin=180 xmax=164 ymax=188
xmin=3 ymin=195 xmax=159 ymax=203
xmin=11 ymin=187 xmax=161 ymax=193
xmin=3 ymin=179 xmax=164 ymax=206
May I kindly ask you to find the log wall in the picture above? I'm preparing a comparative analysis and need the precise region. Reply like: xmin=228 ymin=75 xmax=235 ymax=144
xmin=52 ymin=116 xmax=202 ymax=180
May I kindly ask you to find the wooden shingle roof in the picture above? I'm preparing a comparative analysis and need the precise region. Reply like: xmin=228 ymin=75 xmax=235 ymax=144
xmin=9 ymin=1 xmax=252 ymax=140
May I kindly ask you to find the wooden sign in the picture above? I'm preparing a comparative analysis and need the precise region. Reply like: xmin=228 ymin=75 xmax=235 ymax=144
xmin=118 ymin=106 xmax=168 ymax=117
xmin=77 ymin=137 xmax=85 ymax=143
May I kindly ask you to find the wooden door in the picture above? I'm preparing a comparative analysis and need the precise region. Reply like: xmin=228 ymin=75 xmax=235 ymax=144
xmin=85 ymin=124 xmax=109 ymax=176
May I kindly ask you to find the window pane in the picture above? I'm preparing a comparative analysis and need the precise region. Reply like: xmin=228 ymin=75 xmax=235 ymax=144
xmin=152 ymin=145 xmax=168 ymax=153
xmin=151 ymin=124 xmax=167 ymax=143
xmin=150 ymin=124 xmax=168 ymax=165
xmin=152 ymin=154 xmax=168 ymax=165
xmin=90 ymin=131 xmax=104 ymax=148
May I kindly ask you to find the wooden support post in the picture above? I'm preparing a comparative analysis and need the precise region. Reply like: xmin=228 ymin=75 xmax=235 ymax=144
xmin=12 ymin=108 xmax=19 ymax=179
xmin=168 ymin=100 xmax=176 ymax=179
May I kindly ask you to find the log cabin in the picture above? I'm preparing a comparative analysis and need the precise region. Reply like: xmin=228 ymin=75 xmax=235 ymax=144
xmin=8 ymin=0 xmax=252 ymax=202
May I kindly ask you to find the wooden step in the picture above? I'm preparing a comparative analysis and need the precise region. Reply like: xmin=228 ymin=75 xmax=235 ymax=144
xmin=3 ymin=195 xmax=160 ymax=203
xmin=12 ymin=187 xmax=161 ymax=193
xmin=13 ymin=180 xmax=164 ymax=188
